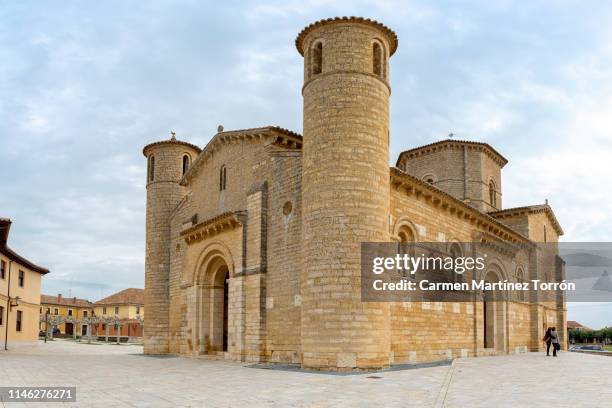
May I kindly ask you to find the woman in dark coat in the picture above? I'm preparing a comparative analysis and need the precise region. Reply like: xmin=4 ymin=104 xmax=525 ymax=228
xmin=543 ymin=327 xmax=552 ymax=356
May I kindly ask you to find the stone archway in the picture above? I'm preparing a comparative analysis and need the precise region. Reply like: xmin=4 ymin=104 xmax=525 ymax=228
xmin=483 ymin=266 xmax=507 ymax=352
xmin=195 ymin=251 xmax=232 ymax=356
xmin=211 ymin=263 xmax=229 ymax=353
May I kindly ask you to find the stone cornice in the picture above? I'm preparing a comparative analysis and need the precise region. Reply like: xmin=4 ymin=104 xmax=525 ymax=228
xmin=396 ymin=139 xmax=508 ymax=168
xmin=296 ymin=16 xmax=398 ymax=56
xmin=489 ymin=204 xmax=564 ymax=236
xmin=181 ymin=211 xmax=246 ymax=245
xmin=180 ymin=126 xmax=302 ymax=186
xmin=473 ymin=231 xmax=528 ymax=256
xmin=390 ymin=167 xmax=533 ymax=246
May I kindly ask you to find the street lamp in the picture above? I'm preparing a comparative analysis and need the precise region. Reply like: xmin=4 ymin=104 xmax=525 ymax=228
xmin=9 ymin=296 xmax=20 ymax=310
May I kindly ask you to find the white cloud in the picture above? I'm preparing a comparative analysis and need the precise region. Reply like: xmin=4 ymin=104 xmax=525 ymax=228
xmin=1 ymin=1 xmax=611 ymax=323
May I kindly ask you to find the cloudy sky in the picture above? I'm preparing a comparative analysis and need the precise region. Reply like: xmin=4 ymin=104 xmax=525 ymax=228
xmin=1 ymin=1 xmax=611 ymax=327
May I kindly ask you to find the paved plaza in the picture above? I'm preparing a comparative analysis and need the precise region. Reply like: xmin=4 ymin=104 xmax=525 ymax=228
xmin=0 ymin=340 xmax=610 ymax=407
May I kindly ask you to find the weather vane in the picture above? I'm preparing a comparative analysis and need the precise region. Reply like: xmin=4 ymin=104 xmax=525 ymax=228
xmin=170 ymin=131 xmax=176 ymax=140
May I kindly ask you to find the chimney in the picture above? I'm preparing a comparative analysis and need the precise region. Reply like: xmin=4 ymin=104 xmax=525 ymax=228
xmin=58 ymin=293 xmax=62 ymax=303
xmin=73 ymin=297 xmax=77 ymax=303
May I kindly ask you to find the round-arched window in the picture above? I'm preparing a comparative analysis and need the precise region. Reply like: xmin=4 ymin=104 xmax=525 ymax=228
xmin=182 ymin=155 xmax=191 ymax=176
xmin=311 ymin=42 xmax=323 ymax=76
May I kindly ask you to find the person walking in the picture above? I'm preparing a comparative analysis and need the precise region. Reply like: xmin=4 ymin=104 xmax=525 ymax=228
xmin=543 ymin=327 xmax=552 ymax=356
xmin=550 ymin=327 xmax=560 ymax=357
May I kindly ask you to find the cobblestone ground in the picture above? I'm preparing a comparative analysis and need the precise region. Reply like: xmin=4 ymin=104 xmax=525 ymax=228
xmin=0 ymin=340 xmax=609 ymax=407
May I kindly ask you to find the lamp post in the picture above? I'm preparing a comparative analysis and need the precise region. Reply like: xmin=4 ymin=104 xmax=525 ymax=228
xmin=9 ymin=296 xmax=20 ymax=310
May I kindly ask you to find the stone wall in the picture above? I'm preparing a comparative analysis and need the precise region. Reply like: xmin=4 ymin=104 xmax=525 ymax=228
xmin=264 ymin=149 xmax=303 ymax=364
xmin=300 ymin=20 xmax=393 ymax=370
xmin=144 ymin=140 xmax=200 ymax=354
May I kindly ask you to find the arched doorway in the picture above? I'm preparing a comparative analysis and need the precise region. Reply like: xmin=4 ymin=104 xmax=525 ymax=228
xmin=197 ymin=253 xmax=231 ymax=355
xmin=223 ymin=274 xmax=228 ymax=351
xmin=483 ymin=267 xmax=507 ymax=352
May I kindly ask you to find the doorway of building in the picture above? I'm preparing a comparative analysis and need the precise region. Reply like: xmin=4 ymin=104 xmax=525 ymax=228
xmin=65 ymin=323 xmax=73 ymax=336
xmin=207 ymin=263 xmax=229 ymax=353
xmin=483 ymin=299 xmax=495 ymax=348
xmin=483 ymin=267 xmax=506 ymax=352
xmin=222 ymin=270 xmax=229 ymax=352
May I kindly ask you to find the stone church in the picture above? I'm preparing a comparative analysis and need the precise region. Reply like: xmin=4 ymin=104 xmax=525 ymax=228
xmin=143 ymin=17 xmax=566 ymax=370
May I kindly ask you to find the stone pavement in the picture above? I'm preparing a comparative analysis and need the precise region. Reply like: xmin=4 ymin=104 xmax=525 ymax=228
xmin=0 ymin=340 xmax=609 ymax=407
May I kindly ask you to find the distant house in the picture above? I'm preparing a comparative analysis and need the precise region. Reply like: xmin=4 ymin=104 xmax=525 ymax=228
xmin=40 ymin=294 xmax=93 ymax=337
xmin=92 ymin=288 xmax=144 ymax=341
xmin=567 ymin=321 xmax=591 ymax=331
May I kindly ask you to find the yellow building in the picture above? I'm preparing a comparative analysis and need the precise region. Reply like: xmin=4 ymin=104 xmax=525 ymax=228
xmin=40 ymin=294 xmax=93 ymax=337
xmin=93 ymin=288 xmax=144 ymax=340
xmin=1 ymin=218 xmax=49 ymax=349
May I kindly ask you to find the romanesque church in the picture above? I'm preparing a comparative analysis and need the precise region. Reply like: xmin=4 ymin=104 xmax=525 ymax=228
xmin=143 ymin=17 xmax=565 ymax=370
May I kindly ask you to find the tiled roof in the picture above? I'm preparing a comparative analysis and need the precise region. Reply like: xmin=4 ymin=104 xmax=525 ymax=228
xmin=180 ymin=126 xmax=302 ymax=186
xmin=296 ymin=16 xmax=398 ymax=56
xmin=94 ymin=288 xmax=144 ymax=306
xmin=396 ymin=139 xmax=508 ymax=168
xmin=41 ymin=294 xmax=92 ymax=308
xmin=567 ymin=320 xmax=591 ymax=330
xmin=489 ymin=204 xmax=564 ymax=236
xmin=0 ymin=218 xmax=50 ymax=274
xmin=142 ymin=137 xmax=202 ymax=157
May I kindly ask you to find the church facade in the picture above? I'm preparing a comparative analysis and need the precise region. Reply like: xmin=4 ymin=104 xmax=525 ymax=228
xmin=142 ymin=17 xmax=566 ymax=370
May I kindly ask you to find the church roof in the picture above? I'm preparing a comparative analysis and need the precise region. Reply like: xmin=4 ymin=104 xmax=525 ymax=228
xmin=142 ymin=136 xmax=202 ymax=157
xmin=180 ymin=126 xmax=302 ymax=186
xmin=489 ymin=204 xmax=564 ymax=236
xmin=296 ymin=16 xmax=399 ymax=56
xmin=396 ymin=139 xmax=508 ymax=168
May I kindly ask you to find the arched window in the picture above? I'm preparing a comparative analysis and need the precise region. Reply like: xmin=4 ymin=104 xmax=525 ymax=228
xmin=219 ymin=165 xmax=227 ymax=191
xmin=489 ymin=180 xmax=497 ymax=208
xmin=397 ymin=225 xmax=416 ymax=279
xmin=373 ymin=42 xmax=384 ymax=77
xmin=148 ymin=155 xmax=155 ymax=182
xmin=398 ymin=226 xmax=415 ymax=243
xmin=311 ymin=42 xmax=322 ymax=76
xmin=449 ymin=243 xmax=463 ymax=283
xmin=422 ymin=174 xmax=436 ymax=185
xmin=182 ymin=155 xmax=190 ymax=176
xmin=516 ymin=268 xmax=525 ymax=301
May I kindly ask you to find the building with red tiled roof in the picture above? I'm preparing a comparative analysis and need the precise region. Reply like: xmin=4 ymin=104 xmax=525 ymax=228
xmin=39 ymin=293 xmax=93 ymax=337
xmin=567 ymin=321 xmax=592 ymax=331
xmin=92 ymin=288 xmax=144 ymax=341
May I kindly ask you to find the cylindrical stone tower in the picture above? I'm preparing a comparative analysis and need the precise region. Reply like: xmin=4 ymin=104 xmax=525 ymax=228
xmin=143 ymin=134 xmax=201 ymax=354
xmin=296 ymin=17 xmax=398 ymax=370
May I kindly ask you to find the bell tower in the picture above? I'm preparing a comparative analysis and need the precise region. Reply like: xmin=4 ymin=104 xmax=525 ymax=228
xmin=297 ymin=17 xmax=398 ymax=370
xmin=143 ymin=132 xmax=201 ymax=354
